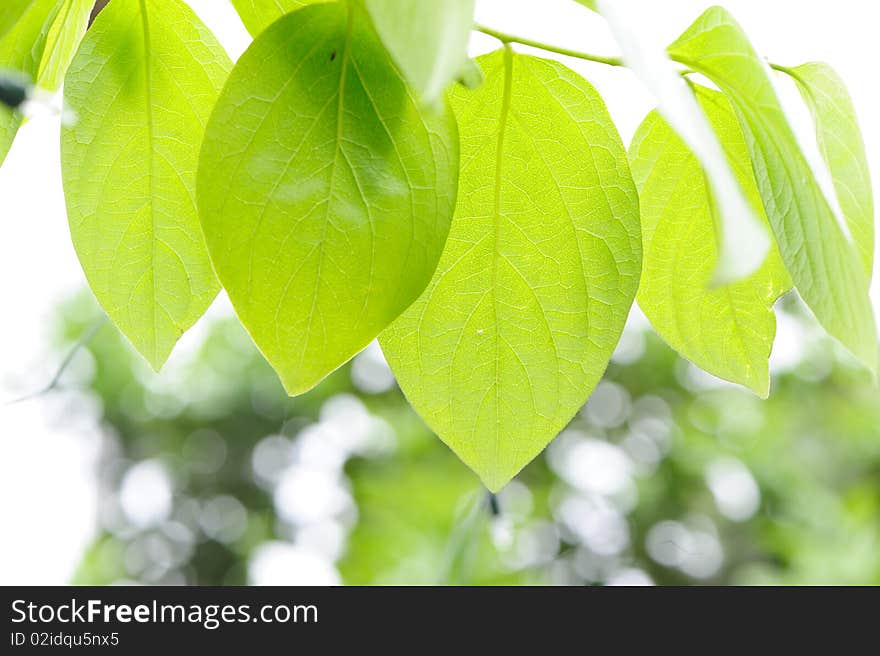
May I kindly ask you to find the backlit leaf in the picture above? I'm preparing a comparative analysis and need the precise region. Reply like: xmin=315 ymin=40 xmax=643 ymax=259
xmin=0 ymin=2 xmax=31 ymax=39
xmin=380 ymin=48 xmax=641 ymax=491
xmin=197 ymin=2 xmax=459 ymax=395
xmin=61 ymin=0 xmax=232 ymax=368
xmin=38 ymin=0 xmax=93 ymax=91
xmin=667 ymin=6 xmax=877 ymax=374
xmin=631 ymin=85 xmax=791 ymax=396
xmin=232 ymin=0 xmax=475 ymax=104
xmin=362 ymin=0 xmax=475 ymax=104
xmin=596 ymin=0 xmax=769 ymax=284
xmin=776 ymin=62 xmax=874 ymax=277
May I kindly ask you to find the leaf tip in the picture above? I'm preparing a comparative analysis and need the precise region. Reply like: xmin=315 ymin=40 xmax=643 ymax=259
xmin=752 ymin=379 xmax=771 ymax=400
xmin=279 ymin=377 xmax=317 ymax=399
xmin=142 ymin=348 xmax=170 ymax=373
xmin=278 ymin=367 xmax=328 ymax=398
xmin=478 ymin=471 xmax=514 ymax=495
xmin=453 ymin=448 xmax=521 ymax=494
xmin=470 ymin=456 xmax=535 ymax=494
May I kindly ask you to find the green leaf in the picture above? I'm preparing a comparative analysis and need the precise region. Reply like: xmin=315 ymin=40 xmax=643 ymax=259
xmin=37 ymin=0 xmax=93 ymax=91
xmin=380 ymin=47 xmax=641 ymax=491
xmin=0 ymin=0 xmax=62 ymax=165
xmin=230 ymin=0 xmax=326 ymax=36
xmin=0 ymin=2 xmax=31 ymax=39
xmin=668 ymin=6 xmax=877 ymax=374
xmin=362 ymin=0 xmax=475 ymax=104
xmin=775 ymin=62 xmax=874 ymax=278
xmin=198 ymin=2 xmax=459 ymax=395
xmin=631 ymin=85 xmax=791 ymax=397
xmin=61 ymin=0 xmax=231 ymax=369
xmin=597 ymin=0 xmax=769 ymax=284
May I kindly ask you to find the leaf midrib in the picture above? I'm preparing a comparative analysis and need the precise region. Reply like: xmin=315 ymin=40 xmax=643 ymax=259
xmin=299 ymin=2 xmax=354 ymax=373
xmin=486 ymin=45 xmax=514 ymax=464
xmin=137 ymin=0 xmax=161 ymax=363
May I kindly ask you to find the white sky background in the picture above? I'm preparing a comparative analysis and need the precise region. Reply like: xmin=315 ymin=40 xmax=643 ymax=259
xmin=0 ymin=0 xmax=877 ymax=583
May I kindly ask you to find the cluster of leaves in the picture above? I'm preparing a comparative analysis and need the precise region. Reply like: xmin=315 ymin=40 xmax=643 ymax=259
xmin=1 ymin=0 xmax=874 ymax=491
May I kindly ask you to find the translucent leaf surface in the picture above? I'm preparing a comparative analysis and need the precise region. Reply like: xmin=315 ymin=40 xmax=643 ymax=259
xmin=61 ymin=0 xmax=231 ymax=368
xmin=631 ymin=86 xmax=791 ymax=396
xmin=777 ymin=62 xmax=874 ymax=277
xmin=198 ymin=3 xmax=459 ymax=395
xmin=381 ymin=48 xmax=641 ymax=491
xmin=596 ymin=0 xmax=769 ymax=284
xmin=37 ymin=0 xmax=93 ymax=91
xmin=668 ymin=6 xmax=877 ymax=374
xmin=0 ymin=2 xmax=31 ymax=39
xmin=232 ymin=0 xmax=475 ymax=104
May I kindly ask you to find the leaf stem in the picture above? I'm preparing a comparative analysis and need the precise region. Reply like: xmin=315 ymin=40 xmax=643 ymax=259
xmin=476 ymin=25 xmax=792 ymax=82
xmin=769 ymin=62 xmax=806 ymax=85
xmin=438 ymin=490 xmax=494 ymax=585
xmin=769 ymin=63 xmax=794 ymax=75
xmin=474 ymin=24 xmax=624 ymax=68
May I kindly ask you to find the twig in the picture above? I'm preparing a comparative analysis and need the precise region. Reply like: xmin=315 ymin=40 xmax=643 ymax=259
xmin=475 ymin=24 xmax=624 ymax=68
xmin=5 ymin=315 xmax=107 ymax=406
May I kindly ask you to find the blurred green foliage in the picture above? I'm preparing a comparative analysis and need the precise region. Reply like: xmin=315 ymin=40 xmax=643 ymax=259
xmin=52 ymin=292 xmax=880 ymax=586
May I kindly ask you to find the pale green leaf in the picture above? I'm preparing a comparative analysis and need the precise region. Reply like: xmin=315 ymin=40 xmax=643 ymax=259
xmin=198 ymin=2 xmax=459 ymax=395
xmin=597 ymin=0 xmax=769 ymax=284
xmin=456 ymin=58 xmax=483 ymax=90
xmin=37 ymin=0 xmax=93 ymax=91
xmin=0 ymin=2 xmax=31 ymax=39
xmin=668 ymin=7 xmax=877 ymax=374
xmin=362 ymin=0 xmax=475 ymax=104
xmin=380 ymin=48 xmax=641 ymax=491
xmin=230 ymin=0 xmax=326 ymax=36
xmin=0 ymin=0 xmax=62 ymax=165
xmin=631 ymin=85 xmax=791 ymax=397
xmin=776 ymin=62 xmax=874 ymax=277
xmin=61 ymin=0 xmax=232 ymax=368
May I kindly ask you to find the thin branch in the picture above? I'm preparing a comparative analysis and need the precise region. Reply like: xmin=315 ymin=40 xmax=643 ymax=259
xmin=6 ymin=315 xmax=107 ymax=406
xmin=474 ymin=24 xmax=624 ymax=68
xmin=475 ymin=25 xmax=790 ymax=83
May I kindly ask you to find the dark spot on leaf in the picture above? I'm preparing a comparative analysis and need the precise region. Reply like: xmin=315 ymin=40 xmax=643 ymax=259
xmin=330 ymin=50 xmax=337 ymax=62
xmin=89 ymin=0 xmax=111 ymax=27
xmin=0 ymin=75 xmax=28 ymax=110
